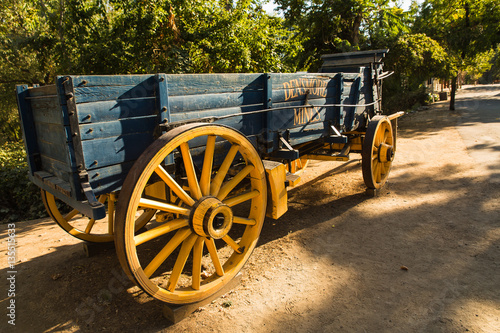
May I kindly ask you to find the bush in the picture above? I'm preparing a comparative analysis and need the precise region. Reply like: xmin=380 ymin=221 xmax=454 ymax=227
xmin=0 ymin=142 xmax=47 ymax=223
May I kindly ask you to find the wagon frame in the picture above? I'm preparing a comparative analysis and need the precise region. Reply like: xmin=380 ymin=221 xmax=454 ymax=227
xmin=16 ymin=49 xmax=402 ymax=306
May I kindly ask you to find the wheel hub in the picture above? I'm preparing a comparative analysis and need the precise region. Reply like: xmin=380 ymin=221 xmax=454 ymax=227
xmin=377 ymin=143 xmax=394 ymax=163
xmin=190 ymin=196 xmax=233 ymax=239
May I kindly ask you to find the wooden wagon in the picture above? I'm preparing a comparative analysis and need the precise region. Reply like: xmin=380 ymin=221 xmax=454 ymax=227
xmin=16 ymin=49 xmax=402 ymax=306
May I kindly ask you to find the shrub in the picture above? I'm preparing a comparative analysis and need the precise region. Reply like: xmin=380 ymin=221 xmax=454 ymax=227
xmin=0 ymin=142 xmax=47 ymax=223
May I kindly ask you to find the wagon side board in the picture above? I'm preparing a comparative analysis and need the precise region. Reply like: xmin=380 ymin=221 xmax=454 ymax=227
xmin=16 ymin=56 xmax=388 ymax=219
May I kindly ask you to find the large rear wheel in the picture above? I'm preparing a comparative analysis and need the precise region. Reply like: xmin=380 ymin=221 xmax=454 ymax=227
xmin=115 ymin=123 xmax=267 ymax=304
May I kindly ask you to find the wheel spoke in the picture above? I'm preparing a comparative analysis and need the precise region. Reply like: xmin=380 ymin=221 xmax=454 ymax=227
xmin=139 ymin=198 xmax=190 ymax=216
xmin=63 ymin=209 xmax=79 ymax=221
xmin=134 ymin=218 xmax=189 ymax=246
xmin=192 ymin=237 xmax=205 ymax=290
xmin=108 ymin=193 xmax=116 ymax=235
xmin=217 ymin=164 xmax=254 ymax=201
xmin=144 ymin=227 xmax=192 ymax=278
xmin=222 ymin=235 xmax=242 ymax=254
xmin=85 ymin=218 xmax=96 ymax=234
xmin=233 ymin=216 xmax=256 ymax=226
xmin=205 ymin=238 xmax=224 ymax=276
xmin=210 ymin=144 xmax=240 ymax=196
xmin=223 ymin=190 xmax=260 ymax=207
xmin=155 ymin=165 xmax=195 ymax=206
xmin=166 ymin=233 xmax=198 ymax=292
xmin=200 ymin=135 xmax=216 ymax=196
xmin=374 ymin=162 xmax=382 ymax=183
xmin=179 ymin=142 xmax=203 ymax=201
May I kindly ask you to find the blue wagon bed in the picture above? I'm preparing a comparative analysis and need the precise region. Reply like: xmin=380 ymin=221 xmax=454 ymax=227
xmin=16 ymin=49 xmax=402 ymax=305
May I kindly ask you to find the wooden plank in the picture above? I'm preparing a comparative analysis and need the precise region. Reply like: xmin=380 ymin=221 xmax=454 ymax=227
xmin=34 ymin=122 xmax=68 ymax=145
xmin=79 ymin=116 xmax=158 ymax=140
xmin=165 ymin=73 xmax=263 ymax=96
xmin=88 ymin=161 xmax=135 ymax=196
xmin=81 ymin=132 xmax=155 ymax=170
xmin=168 ymin=91 xmax=264 ymax=113
xmin=28 ymin=85 xmax=57 ymax=97
xmin=39 ymin=154 xmax=73 ymax=181
xmin=74 ymin=84 xmax=157 ymax=103
xmin=30 ymin=97 xmax=65 ymax=125
xmin=76 ymin=97 xmax=157 ymax=123
xmin=34 ymin=171 xmax=72 ymax=197
xmin=69 ymin=75 xmax=156 ymax=87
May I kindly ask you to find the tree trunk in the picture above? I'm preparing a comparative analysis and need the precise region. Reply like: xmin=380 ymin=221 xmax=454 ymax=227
xmin=450 ymin=75 xmax=458 ymax=111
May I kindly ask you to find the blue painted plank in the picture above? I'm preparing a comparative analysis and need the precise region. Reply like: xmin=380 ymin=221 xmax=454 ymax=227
xmin=74 ymin=84 xmax=157 ymax=103
xmin=88 ymin=161 xmax=135 ymax=196
xmin=39 ymin=155 xmax=73 ymax=181
xmin=165 ymin=74 xmax=263 ymax=96
xmin=79 ymin=116 xmax=158 ymax=140
xmin=76 ymin=98 xmax=157 ymax=123
xmin=16 ymin=85 xmax=40 ymax=175
xmin=81 ymin=132 xmax=155 ymax=170
xmin=68 ymin=75 xmax=156 ymax=87
xmin=30 ymin=97 xmax=65 ymax=125
xmin=168 ymin=91 xmax=264 ymax=113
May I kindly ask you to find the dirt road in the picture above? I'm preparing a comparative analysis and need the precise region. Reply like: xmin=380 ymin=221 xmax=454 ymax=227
xmin=1 ymin=85 xmax=499 ymax=332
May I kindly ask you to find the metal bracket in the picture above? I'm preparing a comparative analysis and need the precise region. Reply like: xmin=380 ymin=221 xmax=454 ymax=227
xmin=78 ymin=171 xmax=103 ymax=208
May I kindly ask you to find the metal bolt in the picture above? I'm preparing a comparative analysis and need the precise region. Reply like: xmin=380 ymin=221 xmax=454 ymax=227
xmin=161 ymin=106 xmax=168 ymax=112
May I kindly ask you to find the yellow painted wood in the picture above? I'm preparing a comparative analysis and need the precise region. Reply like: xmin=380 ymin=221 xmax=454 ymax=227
xmin=217 ymin=164 xmax=254 ymax=201
xmin=155 ymin=165 xmax=195 ymax=206
xmin=223 ymin=190 xmax=260 ymax=207
xmin=108 ymin=193 xmax=115 ymax=235
xmin=222 ymin=235 xmax=242 ymax=254
xmin=180 ymin=142 xmax=203 ymax=200
xmin=233 ymin=216 xmax=256 ymax=225
xmin=200 ymin=135 xmax=216 ymax=196
xmin=42 ymin=190 xmax=155 ymax=243
xmin=144 ymin=227 xmax=192 ymax=278
xmin=139 ymin=198 xmax=190 ymax=216
xmin=210 ymin=144 xmax=239 ymax=196
xmin=388 ymin=111 xmax=405 ymax=120
xmin=191 ymin=237 xmax=205 ymax=290
xmin=263 ymin=160 xmax=288 ymax=219
xmin=114 ymin=123 xmax=267 ymax=304
xmin=166 ymin=233 xmax=198 ymax=292
xmin=134 ymin=219 xmax=189 ymax=246
xmin=205 ymin=238 xmax=224 ymax=276
xmin=302 ymin=154 xmax=349 ymax=161
xmin=362 ymin=116 xmax=395 ymax=189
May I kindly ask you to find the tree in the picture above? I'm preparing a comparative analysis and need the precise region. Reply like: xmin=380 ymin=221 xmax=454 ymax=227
xmin=0 ymin=0 xmax=299 ymax=143
xmin=274 ymin=0 xmax=409 ymax=70
xmin=415 ymin=0 xmax=500 ymax=110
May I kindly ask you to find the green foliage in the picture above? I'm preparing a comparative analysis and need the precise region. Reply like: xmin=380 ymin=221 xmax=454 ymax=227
xmin=383 ymin=33 xmax=447 ymax=112
xmin=0 ymin=142 xmax=47 ymax=223
xmin=275 ymin=0 xmax=409 ymax=70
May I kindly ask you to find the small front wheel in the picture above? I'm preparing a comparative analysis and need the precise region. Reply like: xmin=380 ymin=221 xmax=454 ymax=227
xmin=361 ymin=116 xmax=395 ymax=189
xmin=115 ymin=123 xmax=267 ymax=304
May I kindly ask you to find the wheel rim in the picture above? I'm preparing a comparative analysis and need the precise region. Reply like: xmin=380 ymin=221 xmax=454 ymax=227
xmin=115 ymin=124 xmax=266 ymax=304
xmin=41 ymin=190 xmax=155 ymax=243
xmin=362 ymin=116 xmax=395 ymax=189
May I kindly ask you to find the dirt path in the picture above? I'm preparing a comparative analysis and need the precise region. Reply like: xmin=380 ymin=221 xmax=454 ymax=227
xmin=1 ymin=85 xmax=499 ymax=333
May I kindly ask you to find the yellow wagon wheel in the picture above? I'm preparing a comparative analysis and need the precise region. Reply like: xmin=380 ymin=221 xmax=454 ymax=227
xmin=115 ymin=123 xmax=267 ymax=304
xmin=41 ymin=190 xmax=155 ymax=243
xmin=361 ymin=115 xmax=395 ymax=189
xmin=285 ymin=158 xmax=309 ymax=175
